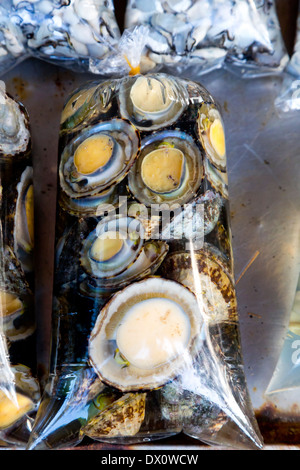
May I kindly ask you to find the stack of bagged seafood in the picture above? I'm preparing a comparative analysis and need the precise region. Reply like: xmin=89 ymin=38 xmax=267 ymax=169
xmin=1 ymin=0 xmax=298 ymax=451
xmin=0 ymin=81 xmax=40 ymax=447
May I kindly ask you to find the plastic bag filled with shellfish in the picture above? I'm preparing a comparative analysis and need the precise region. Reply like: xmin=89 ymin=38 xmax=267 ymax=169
xmin=124 ymin=0 xmax=288 ymax=77
xmin=27 ymin=73 xmax=263 ymax=451
xmin=0 ymin=0 xmax=120 ymax=76
xmin=0 ymin=81 xmax=40 ymax=448
xmin=275 ymin=0 xmax=300 ymax=113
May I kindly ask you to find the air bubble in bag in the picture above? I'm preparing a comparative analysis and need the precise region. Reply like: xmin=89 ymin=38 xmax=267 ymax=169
xmin=124 ymin=0 xmax=288 ymax=77
xmin=0 ymin=81 xmax=40 ymax=448
xmin=27 ymin=72 xmax=263 ymax=450
xmin=0 ymin=0 xmax=121 ymax=75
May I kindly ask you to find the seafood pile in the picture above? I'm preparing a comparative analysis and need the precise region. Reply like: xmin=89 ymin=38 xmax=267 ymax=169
xmin=27 ymin=73 xmax=263 ymax=450
xmin=0 ymin=81 xmax=40 ymax=448
xmin=0 ymin=0 xmax=120 ymax=75
xmin=125 ymin=0 xmax=288 ymax=76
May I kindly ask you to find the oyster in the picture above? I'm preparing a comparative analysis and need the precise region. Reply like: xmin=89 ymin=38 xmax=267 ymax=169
xmin=0 ymin=81 xmax=30 ymax=157
xmin=60 ymin=83 xmax=100 ymax=131
xmin=59 ymin=118 xmax=140 ymax=216
xmin=14 ymin=166 xmax=34 ymax=273
xmin=160 ymin=249 xmax=237 ymax=324
xmin=0 ymin=1 xmax=121 ymax=75
xmin=81 ymin=393 xmax=146 ymax=439
xmin=204 ymin=158 xmax=228 ymax=200
xmin=0 ymin=247 xmax=34 ymax=342
xmin=89 ymin=277 xmax=203 ymax=392
xmin=60 ymin=80 xmax=115 ymax=133
xmin=79 ymin=215 xmax=168 ymax=296
xmin=118 ymin=74 xmax=188 ymax=131
xmin=128 ymin=130 xmax=203 ymax=206
xmin=198 ymin=103 xmax=226 ymax=172
xmin=0 ymin=364 xmax=39 ymax=431
xmin=125 ymin=0 xmax=288 ymax=76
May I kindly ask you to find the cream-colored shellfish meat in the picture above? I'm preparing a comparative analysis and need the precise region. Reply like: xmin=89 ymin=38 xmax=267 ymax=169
xmin=119 ymin=74 xmax=188 ymax=131
xmin=89 ymin=278 xmax=203 ymax=392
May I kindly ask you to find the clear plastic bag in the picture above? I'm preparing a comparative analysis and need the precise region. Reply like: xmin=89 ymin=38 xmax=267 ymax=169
xmin=124 ymin=0 xmax=288 ymax=78
xmin=275 ymin=1 xmax=300 ymax=113
xmin=0 ymin=81 xmax=40 ymax=448
xmin=0 ymin=0 xmax=120 ymax=76
xmin=266 ymin=234 xmax=300 ymax=395
xmin=27 ymin=71 xmax=263 ymax=450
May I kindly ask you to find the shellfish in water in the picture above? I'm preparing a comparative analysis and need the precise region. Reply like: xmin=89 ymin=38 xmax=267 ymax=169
xmin=59 ymin=118 xmax=140 ymax=216
xmin=89 ymin=277 xmax=203 ymax=392
xmin=79 ymin=215 xmax=168 ymax=296
xmin=119 ymin=74 xmax=188 ymax=131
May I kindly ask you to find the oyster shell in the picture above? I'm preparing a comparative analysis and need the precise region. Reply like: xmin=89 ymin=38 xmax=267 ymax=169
xmin=81 ymin=392 xmax=146 ymax=439
xmin=89 ymin=277 xmax=203 ymax=392
xmin=197 ymin=103 xmax=227 ymax=172
xmin=60 ymin=83 xmax=100 ymax=131
xmin=160 ymin=249 xmax=237 ymax=324
xmin=14 ymin=166 xmax=34 ymax=273
xmin=204 ymin=158 xmax=228 ymax=199
xmin=128 ymin=130 xmax=203 ymax=206
xmin=0 ymin=364 xmax=39 ymax=431
xmin=118 ymin=74 xmax=188 ymax=131
xmin=59 ymin=118 xmax=140 ymax=216
xmin=0 ymin=81 xmax=30 ymax=158
xmin=60 ymin=80 xmax=115 ymax=133
xmin=0 ymin=246 xmax=35 ymax=342
xmin=79 ymin=215 xmax=168 ymax=296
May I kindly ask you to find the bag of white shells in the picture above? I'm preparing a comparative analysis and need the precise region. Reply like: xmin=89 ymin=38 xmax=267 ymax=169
xmin=275 ymin=1 xmax=300 ymax=112
xmin=26 ymin=28 xmax=264 ymax=449
xmin=0 ymin=0 xmax=121 ymax=75
xmin=124 ymin=0 xmax=288 ymax=77
xmin=0 ymin=81 xmax=40 ymax=448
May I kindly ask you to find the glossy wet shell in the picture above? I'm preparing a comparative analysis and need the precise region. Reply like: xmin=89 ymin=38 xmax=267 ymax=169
xmin=160 ymin=250 xmax=238 ymax=324
xmin=14 ymin=166 xmax=34 ymax=273
xmin=204 ymin=157 xmax=228 ymax=199
xmin=79 ymin=215 xmax=169 ymax=296
xmin=128 ymin=130 xmax=203 ymax=206
xmin=0 ymin=88 xmax=31 ymax=158
xmin=80 ymin=239 xmax=169 ymax=297
xmin=197 ymin=103 xmax=227 ymax=172
xmin=118 ymin=74 xmax=188 ymax=131
xmin=0 ymin=246 xmax=35 ymax=342
xmin=59 ymin=118 xmax=140 ymax=202
xmin=82 ymin=393 xmax=146 ymax=439
xmin=89 ymin=277 xmax=203 ymax=392
xmin=0 ymin=364 xmax=40 ymax=430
